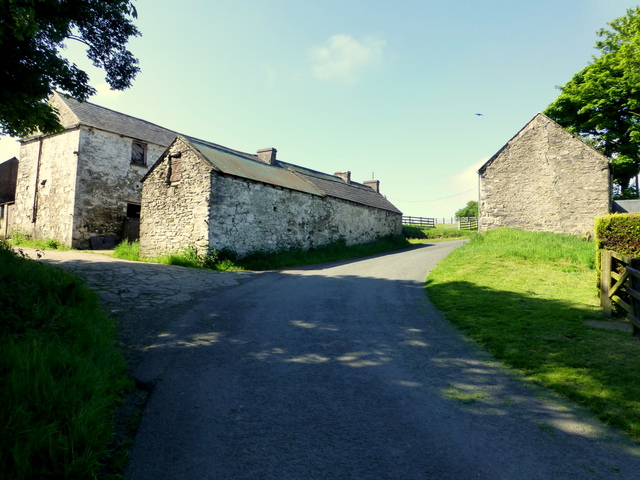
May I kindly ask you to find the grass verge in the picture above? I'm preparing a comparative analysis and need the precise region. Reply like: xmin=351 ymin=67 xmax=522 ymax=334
xmin=426 ymin=228 xmax=640 ymax=439
xmin=0 ymin=242 xmax=131 ymax=479
xmin=235 ymin=235 xmax=412 ymax=270
xmin=114 ymin=235 xmax=414 ymax=271
xmin=113 ymin=240 xmax=238 ymax=271
xmin=7 ymin=231 xmax=70 ymax=250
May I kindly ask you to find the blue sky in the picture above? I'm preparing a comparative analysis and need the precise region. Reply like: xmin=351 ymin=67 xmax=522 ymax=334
xmin=1 ymin=0 xmax=637 ymax=217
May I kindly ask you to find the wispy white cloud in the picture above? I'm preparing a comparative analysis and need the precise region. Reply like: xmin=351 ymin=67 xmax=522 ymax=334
xmin=309 ymin=34 xmax=386 ymax=85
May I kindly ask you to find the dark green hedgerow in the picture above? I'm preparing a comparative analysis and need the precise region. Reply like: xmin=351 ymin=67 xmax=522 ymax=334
xmin=595 ymin=213 xmax=640 ymax=258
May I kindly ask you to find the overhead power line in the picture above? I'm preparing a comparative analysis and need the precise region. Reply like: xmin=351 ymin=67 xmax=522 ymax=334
xmin=388 ymin=188 xmax=476 ymax=203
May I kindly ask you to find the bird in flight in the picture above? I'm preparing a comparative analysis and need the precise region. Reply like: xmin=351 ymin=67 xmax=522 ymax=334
xmin=475 ymin=113 xmax=483 ymax=116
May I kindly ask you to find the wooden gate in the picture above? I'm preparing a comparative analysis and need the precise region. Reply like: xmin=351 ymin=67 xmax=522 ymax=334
xmin=0 ymin=202 xmax=14 ymax=240
xmin=600 ymin=249 xmax=640 ymax=334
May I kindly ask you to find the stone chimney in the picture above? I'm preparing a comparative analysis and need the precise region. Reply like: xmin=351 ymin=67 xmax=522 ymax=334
xmin=257 ymin=148 xmax=277 ymax=165
xmin=334 ymin=171 xmax=351 ymax=184
xmin=364 ymin=179 xmax=380 ymax=193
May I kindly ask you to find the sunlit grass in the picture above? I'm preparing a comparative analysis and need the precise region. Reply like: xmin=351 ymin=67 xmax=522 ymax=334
xmin=236 ymin=235 xmax=412 ymax=270
xmin=8 ymin=231 xmax=70 ymax=250
xmin=427 ymin=228 xmax=640 ymax=438
xmin=403 ymin=225 xmax=476 ymax=243
xmin=115 ymin=235 xmax=413 ymax=271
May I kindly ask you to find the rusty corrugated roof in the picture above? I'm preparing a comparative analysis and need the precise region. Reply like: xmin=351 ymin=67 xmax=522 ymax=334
xmin=184 ymin=136 xmax=324 ymax=196
xmin=182 ymin=136 xmax=402 ymax=214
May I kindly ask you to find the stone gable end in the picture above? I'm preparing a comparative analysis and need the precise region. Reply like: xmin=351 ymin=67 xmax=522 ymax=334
xmin=479 ymin=113 xmax=610 ymax=236
xmin=140 ymin=137 xmax=213 ymax=256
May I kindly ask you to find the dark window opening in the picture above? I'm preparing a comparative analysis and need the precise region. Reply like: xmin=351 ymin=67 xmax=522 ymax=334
xmin=131 ymin=142 xmax=146 ymax=166
xmin=127 ymin=203 xmax=141 ymax=218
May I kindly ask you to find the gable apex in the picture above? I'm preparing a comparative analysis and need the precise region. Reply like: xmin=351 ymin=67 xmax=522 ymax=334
xmin=478 ymin=113 xmax=609 ymax=175
xmin=23 ymin=92 xmax=179 ymax=147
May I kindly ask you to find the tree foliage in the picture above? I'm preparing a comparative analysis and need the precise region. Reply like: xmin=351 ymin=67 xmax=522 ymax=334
xmin=544 ymin=7 xmax=640 ymax=192
xmin=455 ymin=200 xmax=478 ymax=218
xmin=0 ymin=0 xmax=141 ymax=137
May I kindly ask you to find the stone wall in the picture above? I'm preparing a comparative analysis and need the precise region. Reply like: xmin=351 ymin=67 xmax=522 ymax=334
xmin=140 ymin=141 xmax=212 ymax=257
xmin=72 ymin=127 xmax=166 ymax=248
xmin=479 ymin=114 xmax=611 ymax=236
xmin=13 ymin=129 xmax=80 ymax=245
xmin=207 ymin=174 xmax=402 ymax=256
xmin=13 ymin=126 xmax=168 ymax=248
xmin=140 ymin=139 xmax=402 ymax=258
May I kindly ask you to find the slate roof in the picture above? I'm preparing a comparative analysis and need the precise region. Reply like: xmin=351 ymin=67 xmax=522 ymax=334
xmin=284 ymin=163 xmax=402 ymax=214
xmin=54 ymin=92 xmax=178 ymax=146
xmin=46 ymin=94 xmax=401 ymax=214
xmin=175 ymin=136 xmax=402 ymax=214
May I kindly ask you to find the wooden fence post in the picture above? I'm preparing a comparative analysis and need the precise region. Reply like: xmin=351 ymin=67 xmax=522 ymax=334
xmin=630 ymin=258 xmax=640 ymax=335
xmin=600 ymin=249 xmax=612 ymax=317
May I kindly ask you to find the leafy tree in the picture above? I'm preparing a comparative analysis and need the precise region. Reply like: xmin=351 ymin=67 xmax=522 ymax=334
xmin=544 ymin=7 xmax=640 ymax=193
xmin=0 ymin=0 xmax=140 ymax=137
xmin=455 ymin=200 xmax=478 ymax=218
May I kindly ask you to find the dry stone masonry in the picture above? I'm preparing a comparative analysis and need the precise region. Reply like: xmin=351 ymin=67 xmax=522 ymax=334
xmin=478 ymin=113 xmax=611 ymax=236
xmin=12 ymin=92 xmax=176 ymax=248
xmin=9 ymin=94 xmax=401 ymax=253
xmin=140 ymin=136 xmax=402 ymax=258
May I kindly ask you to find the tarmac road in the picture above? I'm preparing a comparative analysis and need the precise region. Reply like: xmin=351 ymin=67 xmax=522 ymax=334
xmin=121 ymin=241 xmax=640 ymax=480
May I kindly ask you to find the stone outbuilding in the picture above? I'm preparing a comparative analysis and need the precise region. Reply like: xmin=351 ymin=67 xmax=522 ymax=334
xmin=12 ymin=92 xmax=177 ymax=248
xmin=140 ymin=135 xmax=402 ymax=257
xmin=478 ymin=113 xmax=611 ymax=236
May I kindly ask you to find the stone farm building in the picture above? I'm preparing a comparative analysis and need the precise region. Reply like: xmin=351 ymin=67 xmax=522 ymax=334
xmin=12 ymin=92 xmax=176 ymax=248
xmin=478 ymin=113 xmax=611 ymax=236
xmin=140 ymin=135 xmax=402 ymax=257
xmin=9 ymin=93 xmax=402 ymax=253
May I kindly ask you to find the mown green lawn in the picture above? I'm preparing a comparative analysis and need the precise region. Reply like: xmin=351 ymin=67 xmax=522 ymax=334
xmin=426 ymin=228 xmax=640 ymax=439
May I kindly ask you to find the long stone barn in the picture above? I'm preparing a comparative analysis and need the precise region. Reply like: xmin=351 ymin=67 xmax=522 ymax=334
xmin=140 ymin=135 xmax=403 ymax=257
xmin=478 ymin=113 xmax=611 ymax=236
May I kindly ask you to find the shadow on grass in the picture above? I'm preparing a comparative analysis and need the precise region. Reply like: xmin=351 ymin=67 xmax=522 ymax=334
xmin=425 ymin=279 xmax=640 ymax=437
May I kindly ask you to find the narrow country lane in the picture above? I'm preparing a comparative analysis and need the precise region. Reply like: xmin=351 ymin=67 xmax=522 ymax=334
xmin=124 ymin=241 xmax=640 ymax=480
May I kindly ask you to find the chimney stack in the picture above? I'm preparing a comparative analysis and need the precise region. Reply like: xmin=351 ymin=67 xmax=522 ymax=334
xmin=364 ymin=179 xmax=380 ymax=193
xmin=334 ymin=171 xmax=351 ymax=184
xmin=257 ymin=148 xmax=277 ymax=165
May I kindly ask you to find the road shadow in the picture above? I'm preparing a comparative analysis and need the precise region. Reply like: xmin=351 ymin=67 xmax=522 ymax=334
xmin=127 ymin=267 xmax=640 ymax=480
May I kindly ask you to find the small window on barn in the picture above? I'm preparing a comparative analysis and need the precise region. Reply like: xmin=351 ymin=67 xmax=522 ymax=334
xmin=168 ymin=155 xmax=183 ymax=183
xmin=131 ymin=141 xmax=147 ymax=166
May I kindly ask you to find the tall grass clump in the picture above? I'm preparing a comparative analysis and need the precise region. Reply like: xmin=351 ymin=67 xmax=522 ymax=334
xmin=112 ymin=239 xmax=141 ymax=261
xmin=0 ymin=242 xmax=131 ymax=479
xmin=427 ymin=228 xmax=640 ymax=438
